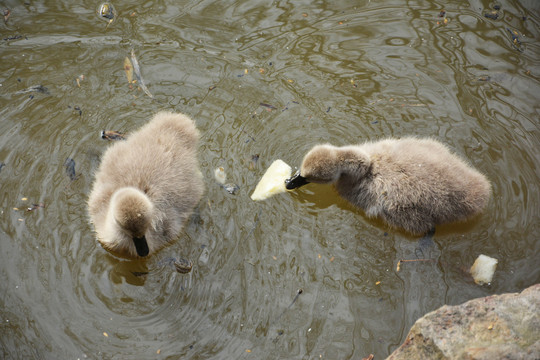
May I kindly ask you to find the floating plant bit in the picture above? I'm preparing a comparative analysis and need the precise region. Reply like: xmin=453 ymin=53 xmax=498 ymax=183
xmin=124 ymin=57 xmax=133 ymax=84
xmin=130 ymin=49 xmax=154 ymax=98
xmin=396 ymin=258 xmax=435 ymax=272
xmin=248 ymin=154 xmax=259 ymax=170
xmin=101 ymin=130 xmax=126 ymax=141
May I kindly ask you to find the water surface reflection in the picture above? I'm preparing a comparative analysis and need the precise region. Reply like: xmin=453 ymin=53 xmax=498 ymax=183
xmin=0 ymin=0 xmax=538 ymax=358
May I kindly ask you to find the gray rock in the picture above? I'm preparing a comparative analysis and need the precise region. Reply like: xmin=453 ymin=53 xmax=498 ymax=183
xmin=387 ymin=284 xmax=540 ymax=360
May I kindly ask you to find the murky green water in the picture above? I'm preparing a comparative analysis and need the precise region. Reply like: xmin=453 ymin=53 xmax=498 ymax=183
xmin=1 ymin=0 xmax=539 ymax=358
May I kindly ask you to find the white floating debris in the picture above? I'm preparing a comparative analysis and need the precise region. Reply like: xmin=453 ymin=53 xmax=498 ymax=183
xmin=214 ymin=167 xmax=226 ymax=184
xmin=470 ymin=254 xmax=498 ymax=285
xmin=251 ymin=159 xmax=292 ymax=201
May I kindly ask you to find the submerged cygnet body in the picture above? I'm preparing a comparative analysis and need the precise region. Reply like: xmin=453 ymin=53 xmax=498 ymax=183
xmin=88 ymin=112 xmax=204 ymax=259
xmin=286 ymin=138 xmax=491 ymax=235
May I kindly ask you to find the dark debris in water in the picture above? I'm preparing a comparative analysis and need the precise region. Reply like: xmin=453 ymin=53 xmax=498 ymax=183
xmin=483 ymin=4 xmax=502 ymax=20
xmin=484 ymin=10 xmax=500 ymax=20
xmin=3 ymin=9 xmax=10 ymax=24
xmin=3 ymin=35 xmax=27 ymax=41
xmin=15 ymin=85 xmax=49 ymax=95
xmin=0 ymin=162 xmax=4 ymax=173
xmin=223 ymin=183 xmax=240 ymax=195
xmin=506 ymin=27 xmax=523 ymax=52
xmin=26 ymin=203 xmax=46 ymax=212
xmin=260 ymin=102 xmax=277 ymax=110
xmin=436 ymin=9 xmax=449 ymax=25
xmin=64 ymin=157 xmax=79 ymax=181
xmin=67 ymin=105 xmax=82 ymax=116
xmin=97 ymin=2 xmax=117 ymax=28
xmin=132 ymin=271 xmax=149 ymax=277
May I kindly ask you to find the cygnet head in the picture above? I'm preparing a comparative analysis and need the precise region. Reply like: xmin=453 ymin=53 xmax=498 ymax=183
xmin=110 ymin=187 xmax=154 ymax=257
xmin=286 ymin=145 xmax=343 ymax=189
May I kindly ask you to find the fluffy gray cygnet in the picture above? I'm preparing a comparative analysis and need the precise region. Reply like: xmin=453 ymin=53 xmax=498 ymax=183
xmin=88 ymin=112 xmax=204 ymax=259
xmin=286 ymin=137 xmax=491 ymax=235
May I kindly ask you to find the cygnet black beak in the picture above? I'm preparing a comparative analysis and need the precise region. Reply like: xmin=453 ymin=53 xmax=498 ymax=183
xmin=285 ymin=171 xmax=310 ymax=190
xmin=133 ymin=236 xmax=149 ymax=257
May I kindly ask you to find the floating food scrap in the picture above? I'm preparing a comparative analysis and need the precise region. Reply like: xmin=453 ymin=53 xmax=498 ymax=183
xmin=251 ymin=159 xmax=292 ymax=201
xmin=75 ymin=74 xmax=85 ymax=87
xmin=123 ymin=57 xmax=134 ymax=85
xmin=64 ymin=157 xmax=79 ymax=181
xmin=130 ymin=49 xmax=154 ymax=98
xmin=470 ymin=254 xmax=498 ymax=285
xmin=214 ymin=167 xmax=226 ymax=184
xmin=101 ymin=130 xmax=125 ymax=141
xmin=97 ymin=3 xmax=117 ymax=28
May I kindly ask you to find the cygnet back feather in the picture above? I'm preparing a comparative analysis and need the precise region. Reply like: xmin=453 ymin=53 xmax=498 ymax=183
xmin=287 ymin=137 xmax=491 ymax=235
xmin=88 ymin=111 xmax=204 ymax=259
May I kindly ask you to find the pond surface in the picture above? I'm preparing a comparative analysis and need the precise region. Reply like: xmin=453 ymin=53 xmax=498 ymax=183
xmin=1 ymin=0 xmax=539 ymax=358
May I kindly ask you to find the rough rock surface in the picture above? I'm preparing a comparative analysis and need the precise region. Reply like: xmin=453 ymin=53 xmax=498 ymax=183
xmin=387 ymin=284 xmax=540 ymax=360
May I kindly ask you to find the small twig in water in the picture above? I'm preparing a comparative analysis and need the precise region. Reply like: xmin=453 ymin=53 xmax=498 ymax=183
xmin=396 ymin=258 xmax=435 ymax=272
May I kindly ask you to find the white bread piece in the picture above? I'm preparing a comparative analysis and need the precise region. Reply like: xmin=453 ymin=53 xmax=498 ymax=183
xmin=470 ymin=254 xmax=498 ymax=285
xmin=251 ymin=160 xmax=292 ymax=201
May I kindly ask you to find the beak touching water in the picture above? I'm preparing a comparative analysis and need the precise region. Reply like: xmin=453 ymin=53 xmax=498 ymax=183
xmin=285 ymin=171 xmax=310 ymax=190
xmin=133 ymin=235 xmax=150 ymax=257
